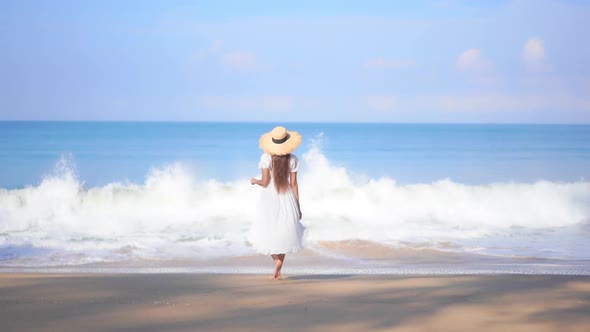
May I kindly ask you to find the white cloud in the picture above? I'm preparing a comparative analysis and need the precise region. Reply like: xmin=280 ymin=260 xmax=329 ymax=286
xmin=457 ymin=49 xmax=482 ymax=71
xmin=222 ymin=50 xmax=270 ymax=72
xmin=457 ymin=48 xmax=493 ymax=71
xmin=367 ymin=95 xmax=397 ymax=112
xmin=412 ymin=92 xmax=590 ymax=113
xmin=210 ymin=39 xmax=224 ymax=52
xmin=364 ymin=57 xmax=415 ymax=69
xmin=523 ymin=38 xmax=546 ymax=72
xmin=456 ymin=49 xmax=495 ymax=84
xmin=198 ymin=95 xmax=293 ymax=112
xmin=192 ymin=40 xmax=224 ymax=64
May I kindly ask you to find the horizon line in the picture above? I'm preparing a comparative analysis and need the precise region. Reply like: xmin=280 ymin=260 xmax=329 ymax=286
xmin=1 ymin=120 xmax=589 ymax=126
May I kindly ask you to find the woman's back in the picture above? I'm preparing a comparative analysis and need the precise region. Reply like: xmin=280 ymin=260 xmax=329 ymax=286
xmin=258 ymin=153 xmax=300 ymax=193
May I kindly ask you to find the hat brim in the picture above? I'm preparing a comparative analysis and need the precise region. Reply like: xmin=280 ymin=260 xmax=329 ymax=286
xmin=259 ymin=130 xmax=302 ymax=155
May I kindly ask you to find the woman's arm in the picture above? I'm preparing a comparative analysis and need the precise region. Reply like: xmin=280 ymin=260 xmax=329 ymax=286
xmin=290 ymin=171 xmax=301 ymax=219
xmin=250 ymin=168 xmax=270 ymax=188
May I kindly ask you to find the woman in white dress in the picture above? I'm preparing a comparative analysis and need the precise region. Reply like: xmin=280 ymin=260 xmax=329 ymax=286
xmin=250 ymin=126 xmax=304 ymax=280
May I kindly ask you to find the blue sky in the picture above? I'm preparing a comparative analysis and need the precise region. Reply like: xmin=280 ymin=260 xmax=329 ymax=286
xmin=1 ymin=0 xmax=589 ymax=123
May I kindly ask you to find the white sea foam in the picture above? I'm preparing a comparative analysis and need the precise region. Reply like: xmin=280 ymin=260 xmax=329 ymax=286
xmin=1 ymin=143 xmax=589 ymax=266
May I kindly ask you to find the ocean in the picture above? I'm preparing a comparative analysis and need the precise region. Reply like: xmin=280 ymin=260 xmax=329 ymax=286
xmin=1 ymin=121 xmax=589 ymax=274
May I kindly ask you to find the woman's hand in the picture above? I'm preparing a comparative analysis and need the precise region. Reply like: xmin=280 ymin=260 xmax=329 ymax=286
xmin=250 ymin=177 xmax=257 ymax=185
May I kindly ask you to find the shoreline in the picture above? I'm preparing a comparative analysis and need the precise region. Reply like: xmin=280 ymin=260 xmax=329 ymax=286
xmin=2 ymin=266 xmax=590 ymax=276
xmin=1 ymin=273 xmax=589 ymax=331
xmin=2 ymin=241 xmax=589 ymax=276
xmin=1 ymin=249 xmax=589 ymax=275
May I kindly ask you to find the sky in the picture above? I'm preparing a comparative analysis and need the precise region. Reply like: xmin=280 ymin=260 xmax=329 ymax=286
xmin=1 ymin=0 xmax=590 ymax=123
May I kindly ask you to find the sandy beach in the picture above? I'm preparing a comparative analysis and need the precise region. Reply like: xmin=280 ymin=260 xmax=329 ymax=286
xmin=0 ymin=273 xmax=588 ymax=331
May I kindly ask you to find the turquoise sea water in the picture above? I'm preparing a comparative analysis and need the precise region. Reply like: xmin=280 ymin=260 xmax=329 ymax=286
xmin=0 ymin=122 xmax=589 ymax=272
xmin=1 ymin=122 xmax=589 ymax=187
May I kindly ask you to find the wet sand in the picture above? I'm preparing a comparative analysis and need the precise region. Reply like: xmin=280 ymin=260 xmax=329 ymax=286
xmin=1 ymin=273 xmax=589 ymax=331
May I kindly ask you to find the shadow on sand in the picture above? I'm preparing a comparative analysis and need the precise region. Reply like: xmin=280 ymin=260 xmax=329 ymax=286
xmin=285 ymin=274 xmax=355 ymax=280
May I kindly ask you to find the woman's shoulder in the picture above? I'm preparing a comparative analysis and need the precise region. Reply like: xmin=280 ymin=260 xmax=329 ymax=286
xmin=289 ymin=154 xmax=300 ymax=172
xmin=258 ymin=153 xmax=272 ymax=169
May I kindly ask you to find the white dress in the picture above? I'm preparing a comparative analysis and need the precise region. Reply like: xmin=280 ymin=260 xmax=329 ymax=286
xmin=249 ymin=153 xmax=305 ymax=255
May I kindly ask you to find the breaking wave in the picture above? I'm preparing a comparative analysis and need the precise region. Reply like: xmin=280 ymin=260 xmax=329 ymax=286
xmin=1 ymin=142 xmax=589 ymax=266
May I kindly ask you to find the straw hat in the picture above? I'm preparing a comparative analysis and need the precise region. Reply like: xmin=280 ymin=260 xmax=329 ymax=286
xmin=259 ymin=126 xmax=302 ymax=155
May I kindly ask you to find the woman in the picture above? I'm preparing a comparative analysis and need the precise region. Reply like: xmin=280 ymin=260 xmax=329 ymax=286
xmin=250 ymin=126 xmax=304 ymax=280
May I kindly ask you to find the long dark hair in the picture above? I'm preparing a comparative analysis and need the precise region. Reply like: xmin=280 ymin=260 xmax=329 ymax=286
xmin=271 ymin=154 xmax=291 ymax=193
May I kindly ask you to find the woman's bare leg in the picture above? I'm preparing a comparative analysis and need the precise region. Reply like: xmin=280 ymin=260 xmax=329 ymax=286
xmin=277 ymin=254 xmax=286 ymax=278
xmin=271 ymin=254 xmax=282 ymax=280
